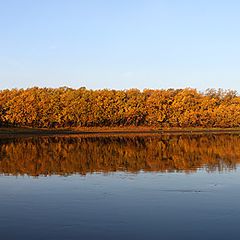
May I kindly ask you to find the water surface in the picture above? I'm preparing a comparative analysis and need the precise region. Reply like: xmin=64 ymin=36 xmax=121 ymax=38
xmin=0 ymin=134 xmax=240 ymax=239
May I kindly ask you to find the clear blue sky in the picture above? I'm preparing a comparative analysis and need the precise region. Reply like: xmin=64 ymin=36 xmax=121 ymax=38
xmin=0 ymin=0 xmax=240 ymax=91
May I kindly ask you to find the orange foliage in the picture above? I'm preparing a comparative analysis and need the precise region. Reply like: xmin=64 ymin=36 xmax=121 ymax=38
xmin=0 ymin=87 xmax=239 ymax=128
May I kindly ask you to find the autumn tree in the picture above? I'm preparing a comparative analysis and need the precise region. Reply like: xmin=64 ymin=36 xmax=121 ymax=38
xmin=0 ymin=87 xmax=239 ymax=128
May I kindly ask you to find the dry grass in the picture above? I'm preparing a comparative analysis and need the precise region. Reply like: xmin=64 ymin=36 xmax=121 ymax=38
xmin=1 ymin=126 xmax=240 ymax=139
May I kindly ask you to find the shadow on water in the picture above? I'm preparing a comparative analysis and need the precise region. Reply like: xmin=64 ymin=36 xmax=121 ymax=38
xmin=0 ymin=134 xmax=240 ymax=176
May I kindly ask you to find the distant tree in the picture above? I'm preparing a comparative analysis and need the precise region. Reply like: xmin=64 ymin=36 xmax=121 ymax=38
xmin=0 ymin=87 xmax=239 ymax=128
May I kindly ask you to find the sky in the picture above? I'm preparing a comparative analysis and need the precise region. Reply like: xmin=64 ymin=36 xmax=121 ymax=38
xmin=0 ymin=0 xmax=240 ymax=91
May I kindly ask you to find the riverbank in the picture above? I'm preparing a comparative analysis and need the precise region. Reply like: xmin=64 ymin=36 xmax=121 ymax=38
xmin=1 ymin=126 xmax=240 ymax=138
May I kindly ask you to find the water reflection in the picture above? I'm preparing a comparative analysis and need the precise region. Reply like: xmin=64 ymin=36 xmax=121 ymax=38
xmin=0 ymin=134 xmax=240 ymax=176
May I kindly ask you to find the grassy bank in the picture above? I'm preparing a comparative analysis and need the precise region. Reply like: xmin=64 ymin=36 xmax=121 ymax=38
xmin=1 ymin=126 xmax=240 ymax=138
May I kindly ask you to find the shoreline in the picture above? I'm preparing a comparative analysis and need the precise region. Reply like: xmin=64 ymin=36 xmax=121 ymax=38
xmin=1 ymin=127 xmax=240 ymax=138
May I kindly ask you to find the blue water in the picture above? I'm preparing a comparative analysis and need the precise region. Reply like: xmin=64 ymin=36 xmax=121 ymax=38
xmin=0 ymin=170 xmax=240 ymax=240
xmin=1 ymin=134 xmax=240 ymax=240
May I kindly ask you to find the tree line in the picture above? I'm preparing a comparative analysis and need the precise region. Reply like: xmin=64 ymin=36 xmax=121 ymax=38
xmin=0 ymin=135 xmax=238 ymax=176
xmin=0 ymin=87 xmax=239 ymax=128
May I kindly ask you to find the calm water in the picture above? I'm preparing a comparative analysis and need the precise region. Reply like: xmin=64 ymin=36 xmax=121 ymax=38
xmin=0 ymin=134 xmax=240 ymax=240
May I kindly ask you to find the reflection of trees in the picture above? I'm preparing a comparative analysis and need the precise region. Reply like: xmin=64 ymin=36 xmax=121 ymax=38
xmin=0 ymin=134 xmax=239 ymax=176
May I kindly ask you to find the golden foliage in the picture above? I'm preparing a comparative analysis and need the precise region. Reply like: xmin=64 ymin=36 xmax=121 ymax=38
xmin=0 ymin=87 xmax=240 ymax=128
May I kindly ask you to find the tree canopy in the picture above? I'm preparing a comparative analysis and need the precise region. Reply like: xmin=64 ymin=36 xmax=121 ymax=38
xmin=0 ymin=87 xmax=239 ymax=128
